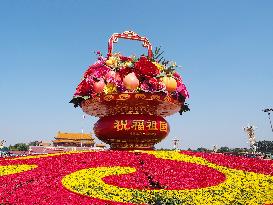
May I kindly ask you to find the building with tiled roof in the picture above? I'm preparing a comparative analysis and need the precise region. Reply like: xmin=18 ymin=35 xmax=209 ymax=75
xmin=53 ymin=131 xmax=95 ymax=147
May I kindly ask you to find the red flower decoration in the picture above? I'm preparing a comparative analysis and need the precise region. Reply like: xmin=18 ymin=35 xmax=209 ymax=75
xmin=134 ymin=56 xmax=160 ymax=77
xmin=120 ymin=56 xmax=132 ymax=62
xmin=149 ymin=78 xmax=165 ymax=91
xmin=118 ymin=67 xmax=132 ymax=79
xmin=83 ymin=60 xmax=109 ymax=79
xmin=74 ymin=79 xmax=92 ymax=96
xmin=173 ymin=71 xmax=182 ymax=81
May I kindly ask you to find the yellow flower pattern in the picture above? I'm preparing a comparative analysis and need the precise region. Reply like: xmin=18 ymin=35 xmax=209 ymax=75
xmin=0 ymin=164 xmax=37 ymax=176
xmin=103 ymin=83 xmax=117 ymax=94
xmin=61 ymin=151 xmax=273 ymax=204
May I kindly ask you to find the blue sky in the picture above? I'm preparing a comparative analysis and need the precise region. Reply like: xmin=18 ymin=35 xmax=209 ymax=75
xmin=0 ymin=0 xmax=273 ymax=149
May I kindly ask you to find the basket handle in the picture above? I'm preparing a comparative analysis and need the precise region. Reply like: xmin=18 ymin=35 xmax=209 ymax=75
xmin=108 ymin=31 xmax=153 ymax=58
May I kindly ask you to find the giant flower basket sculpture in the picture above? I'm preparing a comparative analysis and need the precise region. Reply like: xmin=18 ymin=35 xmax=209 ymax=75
xmin=70 ymin=31 xmax=189 ymax=150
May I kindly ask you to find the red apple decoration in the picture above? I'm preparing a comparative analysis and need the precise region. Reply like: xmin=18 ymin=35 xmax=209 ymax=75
xmin=162 ymin=76 xmax=177 ymax=92
xmin=123 ymin=72 xmax=139 ymax=90
xmin=93 ymin=80 xmax=105 ymax=93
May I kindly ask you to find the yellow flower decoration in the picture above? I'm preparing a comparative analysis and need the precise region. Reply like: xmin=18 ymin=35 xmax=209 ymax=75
xmin=103 ymin=83 xmax=117 ymax=94
xmin=124 ymin=61 xmax=133 ymax=68
xmin=62 ymin=167 xmax=139 ymax=203
xmin=153 ymin=61 xmax=165 ymax=71
xmin=0 ymin=164 xmax=37 ymax=176
xmin=105 ymin=55 xmax=120 ymax=68
xmin=62 ymin=151 xmax=273 ymax=204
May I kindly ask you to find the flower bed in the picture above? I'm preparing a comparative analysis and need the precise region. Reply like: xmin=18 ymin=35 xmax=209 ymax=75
xmin=0 ymin=151 xmax=273 ymax=204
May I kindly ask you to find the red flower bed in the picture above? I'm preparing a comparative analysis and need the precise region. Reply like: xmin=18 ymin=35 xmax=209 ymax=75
xmin=181 ymin=151 xmax=273 ymax=175
xmin=104 ymin=152 xmax=225 ymax=190
xmin=0 ymin=152 xmax=138 ymax=205
xmin=1 ymin=151 xmax=273 ymax=204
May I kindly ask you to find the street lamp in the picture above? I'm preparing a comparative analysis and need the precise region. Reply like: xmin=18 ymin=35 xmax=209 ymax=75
xmin=262 ymin=108 xmax=273 ymax=132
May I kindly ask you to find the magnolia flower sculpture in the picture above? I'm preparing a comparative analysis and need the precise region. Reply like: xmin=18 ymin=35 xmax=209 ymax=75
xmin=70 ymin=31 xmax=189 ymax=150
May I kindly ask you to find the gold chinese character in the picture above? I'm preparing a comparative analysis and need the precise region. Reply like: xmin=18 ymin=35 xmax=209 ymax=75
xmin=131 ymin=120 xmax=145 ymax=130
xmin=159 ymin=121 xmax=168 ymax=132
xmin=113 ymin=120 xmax=130 ymax=131
xmin=146 ymin=120 xmax=158 ymax=130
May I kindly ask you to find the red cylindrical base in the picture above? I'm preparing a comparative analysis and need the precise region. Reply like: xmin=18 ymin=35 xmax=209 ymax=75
xmin=94 ymin=114 xmax=170 ymax=150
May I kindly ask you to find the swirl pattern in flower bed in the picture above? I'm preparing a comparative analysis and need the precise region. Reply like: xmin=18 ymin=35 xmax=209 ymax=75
xmin=1 ymin=151 xmax=273 ymax=204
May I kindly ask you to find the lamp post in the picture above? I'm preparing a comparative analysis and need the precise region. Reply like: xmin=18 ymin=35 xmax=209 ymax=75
xmin=262 ymin=108 xmax=273 ymax=132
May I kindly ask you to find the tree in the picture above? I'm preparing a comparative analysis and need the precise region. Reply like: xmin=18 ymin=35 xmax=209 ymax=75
xmin=0 ymin=146 xmax=9 ymax=152
xmin=255 ymin=141 xmax=273 ymax=154
xmin=28 ymin=141 xmax=41 ymax=146
xmin=9 ymin=143 xmax=29 ymax=151
xmin=218 ymin=146 xmax=230 ymax=153
xmin=17 ymin=143 xmax=29 ymax=151
xmin=196 ymin=147 xmax=209 ymax=152
xmin=231 ymin=147 xmax=249 ymax=153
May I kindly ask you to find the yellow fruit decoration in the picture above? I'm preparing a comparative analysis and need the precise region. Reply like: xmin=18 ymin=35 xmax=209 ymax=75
xmin=162 ymin=76 xmax=177 ymax=92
